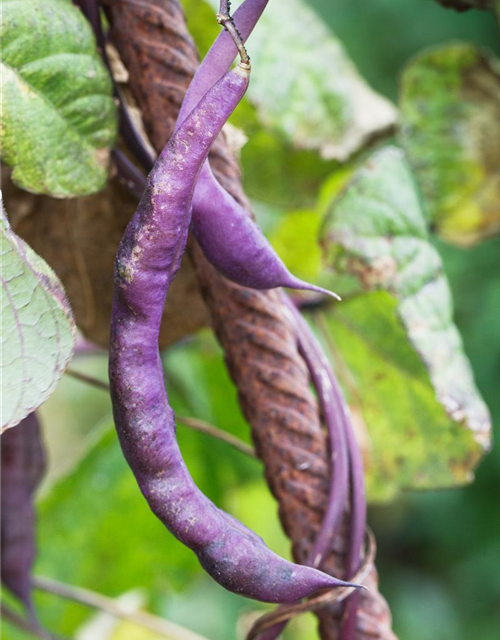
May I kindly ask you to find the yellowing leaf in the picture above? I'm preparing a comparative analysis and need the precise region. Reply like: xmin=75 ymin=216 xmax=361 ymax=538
xmin=399 ymin=43 xmax=500 ymax=246
xmin=320 ymin=147 xmax=491 ymax=500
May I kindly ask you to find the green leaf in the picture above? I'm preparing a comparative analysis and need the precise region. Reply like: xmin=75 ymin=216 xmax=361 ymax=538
xmin=34 ymin=425 xmax=195 ymax=636
xmin=1 ymin=196 xmax=75 ymax=431
xmin=234 ymin=99 xmax=340 ymax=208
xmin=0 ymin=0 xmax=118 ymax=197
xmin=319 ymin=146 xmax=491 ymax=501
xmin=399 ymin=43 xmax=500 ymax=246
xmin=268 ymin=209 xmax=323 ymax=283
xmin=205 ymin=0 xmax=397 ymax=161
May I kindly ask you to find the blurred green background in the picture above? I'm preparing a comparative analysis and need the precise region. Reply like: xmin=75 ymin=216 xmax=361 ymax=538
xmin=373 ymin=236 xmax=500 ymax=640
xmin=309 ymin=3 xmax=500 ymax=637
xmin=2 ymin=1 xmax=499 ymax=639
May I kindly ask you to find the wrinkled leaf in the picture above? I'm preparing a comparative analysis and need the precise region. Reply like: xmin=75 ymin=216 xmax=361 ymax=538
xmin=0 ymin=0 xmax=117 ymax=197
xmin=3 ymin=172 xmax=208 ymax=349
xmin=1 ymin=195 xmax=75 ymax=431
xmin=204 ymin=0 xmax=397 ymax=161
xmin=1 ymin=412 xmax=45 ymax=608
xmin=399 ymin=43 xmax=500 ymax=246
xmin=319 ymin=146 xmax=491 ymax=501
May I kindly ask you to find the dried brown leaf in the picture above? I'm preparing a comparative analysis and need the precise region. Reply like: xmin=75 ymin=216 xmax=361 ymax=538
xmin=2 ymin=170 xmax=208 ymax=349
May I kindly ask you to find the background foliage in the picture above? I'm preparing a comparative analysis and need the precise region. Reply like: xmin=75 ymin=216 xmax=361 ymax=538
xmin=1 ymin=1 xmax=499 ymax=639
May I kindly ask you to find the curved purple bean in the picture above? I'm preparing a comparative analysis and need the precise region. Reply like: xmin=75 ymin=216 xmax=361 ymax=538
xmin=284 ymin=298 xmax=350 ymax=569
xmin=109 ymin=65 xmax=357 ymax=603
xmin=296 ymin=304 xmax=367 ymax=640
xmin=339 ymin=402 xmax=367 ymax=640
xmin=255 ymin=297 xmax=352 ymax=640
xmin=192 ymin=173 xmax=340 ymax=296
xmin=175 ymin=0 xmax=340 ymax=299
xmin=294 ymin=302 xmax=367 ymax=640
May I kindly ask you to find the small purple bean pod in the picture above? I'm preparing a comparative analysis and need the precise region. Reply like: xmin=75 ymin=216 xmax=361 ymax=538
xmin=192 ymin=168 xmax=340 ymax=298
xmin=109 ymin=64 xmax=357 ymax=603
xmin=175 ymin=0 xmax=340 ymax=300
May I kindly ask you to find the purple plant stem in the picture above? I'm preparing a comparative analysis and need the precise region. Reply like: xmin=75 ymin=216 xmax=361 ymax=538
xmin=75 ymin=0 xmax=156 ymax=172
xmin=117 ymin=95 xmax=157 ymax=172
xmin=305 ymin=314 xmax=366 ymax=640
xmin=255 ymin=298 xmax=367 ymax=639
xmin=112 ymin=148 xmax=148 ymax=200
xmin=73 ymin=1 xmax=105 ymax=50
xmin=177 ymin=0 xmax=270 ymax=125
xmin=339 ymin=402 xmax=366 ymax=640
xmin=300 ymin=308 xmax=366 ymax=639
xmin=284 ymin=296 xmax=350 ymax=570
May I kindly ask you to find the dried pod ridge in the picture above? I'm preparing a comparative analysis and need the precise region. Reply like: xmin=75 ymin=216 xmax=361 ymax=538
xmin=109 ymin=67 xmax=355 ymax=603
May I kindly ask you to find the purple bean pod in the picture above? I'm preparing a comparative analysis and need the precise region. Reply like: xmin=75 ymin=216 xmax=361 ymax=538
xmin=109 ymin=65 xmax=356 ymax=603
xmin=296 ymin=304 xmax=367 ymax=640
xmin=339 ymin=401 xmax=367 ymax=640
xmin=284 ymin=297 xmax=350 ymax=570
xmin=290 ymin=303 xmax=367 ymax=637
xmin=1 ymin=413 xmax=45 ymax=612
xmin=174 ymin=0 xmax=340 ymax=299
xmin=295 ymin=303 xmax=367 ymax=640
xmin=255 ymin=296 xmax=352 ymax=640
xmin=192 ymin=170 xmax=340 ymax=298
